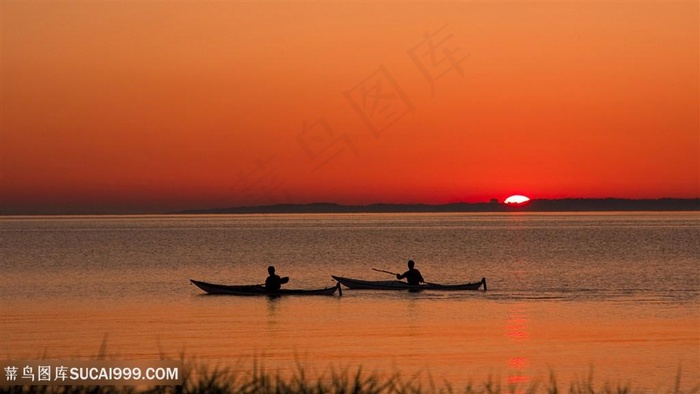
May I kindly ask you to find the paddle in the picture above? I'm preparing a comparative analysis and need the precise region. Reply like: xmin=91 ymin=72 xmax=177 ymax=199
xmin=372 ymin=268 xmax=400 ymax=276
xmin=372 ymin=267 xmax=443 ymax=287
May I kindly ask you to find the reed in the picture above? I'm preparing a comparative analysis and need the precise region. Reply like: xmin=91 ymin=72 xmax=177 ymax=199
xmin=1 ymin=360 xmax=697 ymax=394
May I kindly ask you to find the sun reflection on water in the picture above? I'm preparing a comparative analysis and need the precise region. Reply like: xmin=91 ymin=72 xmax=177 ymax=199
xmin=506 ymin=304 xmax=531 ymax=389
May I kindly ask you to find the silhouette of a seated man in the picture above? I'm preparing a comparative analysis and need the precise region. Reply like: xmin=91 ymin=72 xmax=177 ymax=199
xmin=265 ymin=266 xmax=289 ymax=291
xmin=396 ymin=260 xmax=424 ymax=285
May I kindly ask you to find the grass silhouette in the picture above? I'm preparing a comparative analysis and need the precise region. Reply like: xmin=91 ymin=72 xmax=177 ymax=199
xmin=1 ymin=359 xmax=698 ymax=394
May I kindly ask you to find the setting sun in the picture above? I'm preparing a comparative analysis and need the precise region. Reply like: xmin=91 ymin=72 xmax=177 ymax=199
xmin=504 ymin=195 xmax=531 ymax=204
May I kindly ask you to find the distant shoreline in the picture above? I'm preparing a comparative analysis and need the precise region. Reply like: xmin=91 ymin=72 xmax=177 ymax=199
xmin=1 ymin=198 xmax=697 ymax=216
xmin=180 ymin=198 xmax=699 ymax=215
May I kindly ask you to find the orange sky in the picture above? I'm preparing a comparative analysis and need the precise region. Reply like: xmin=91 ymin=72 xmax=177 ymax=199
xmin=1 ymin=1 xmax=698 ymax=214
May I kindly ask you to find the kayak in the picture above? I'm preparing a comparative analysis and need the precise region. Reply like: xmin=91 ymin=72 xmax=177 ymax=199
xmin=331 ymin=276 xmax=487 ymax=291
xmin=190 ymin=279 xmax=341 ymax=296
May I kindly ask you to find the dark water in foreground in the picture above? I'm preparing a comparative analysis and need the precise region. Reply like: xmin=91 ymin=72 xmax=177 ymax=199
xmin=1 ymin=212 xmax=698 ymax=390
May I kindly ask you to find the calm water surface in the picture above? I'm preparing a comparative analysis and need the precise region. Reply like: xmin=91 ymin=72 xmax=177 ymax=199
xmin=1 ymin=213 xmax=698 ymax=391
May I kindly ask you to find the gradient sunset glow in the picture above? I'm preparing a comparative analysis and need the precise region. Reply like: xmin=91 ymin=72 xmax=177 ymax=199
xmin=1 ymin=2 xmax=698 ymax=214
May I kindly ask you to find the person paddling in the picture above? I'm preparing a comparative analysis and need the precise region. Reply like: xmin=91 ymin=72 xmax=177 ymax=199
xmin=396 ymin=260 xmax=424 ymax=285
xmin=265 ymin=266 xmax=289 ymax=291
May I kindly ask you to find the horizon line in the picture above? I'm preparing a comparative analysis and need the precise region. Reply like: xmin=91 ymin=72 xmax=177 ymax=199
xmin=2 ymin=197 xmax=698 ymax=216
